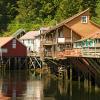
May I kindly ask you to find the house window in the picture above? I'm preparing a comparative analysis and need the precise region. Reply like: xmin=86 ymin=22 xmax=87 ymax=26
xmin=12 ymin=39 xmax=16 ymax=48
xmin=13 ymin=39 xmax=16 ymax=44
xmin=81 ymin=16 xmax=88 ymax=23
xmin=12 ymin=44 xmax=16 ymax=48
xmin=23 ymin=40 xmax=24 ymax=43
xmin=58 ymin=28 xmax=64 ymax=38
xmin=28 ymin=39 xmax=30 ymax=44
xmin=2 ymin=48 xmax=8 ymax=53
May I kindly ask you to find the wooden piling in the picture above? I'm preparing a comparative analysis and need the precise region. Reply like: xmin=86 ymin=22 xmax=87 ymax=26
xmin=84 ymin=74 xmax=89 ymax=92
xmin=89 ymin=73 xmax=91 ymax=93
xmin=65 ymin=69 xmax=68 ymax=80
xmin=78 ymin=70 xmax=81 ymax=89
xmin=95 ymin=76 xmax=99 ymax=92
xmin=70 ymin=66 xmax=72 ymax=97
xmin=8 ymin=57 xmax=11 ymax=70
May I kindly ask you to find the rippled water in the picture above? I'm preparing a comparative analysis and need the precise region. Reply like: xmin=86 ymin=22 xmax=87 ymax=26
xmin=0 ymin=70 xmax=100 ymax=100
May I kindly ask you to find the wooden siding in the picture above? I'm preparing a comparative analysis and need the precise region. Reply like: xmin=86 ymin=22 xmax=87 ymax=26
xmin=67 ymin=11 xmax=100 ymax=38
xmin=72 ymin=31 xmax=81 ymax=42
xmin=40 ymin=9 xmax=100 ymax=59
xmin=42 ymin=25 xmax=82 ymax=59
xmin=2 ymin=39 xmax=27 ymax=57
xmin=63 ymin=26 xmax=71 ymax=39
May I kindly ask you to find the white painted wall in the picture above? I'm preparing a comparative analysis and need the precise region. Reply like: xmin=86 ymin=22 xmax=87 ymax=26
xmin=21 ymin=39 xmax=34 ymax=52
xmin=58 ymin=38 xmax=65 ymax=43
xmin=34 ymin=36 xmax=40 ymax=55
xmin=20 ymin=37 xmax=40 ymax=55
xmin=20 ymin=30 xmax=41 ymax=55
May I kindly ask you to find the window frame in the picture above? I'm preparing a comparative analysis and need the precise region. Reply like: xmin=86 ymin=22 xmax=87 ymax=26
xmin=12 ymin=39 xmax=16 ymax=49
xmin=81 ymin=16 xmax=88 ymax=23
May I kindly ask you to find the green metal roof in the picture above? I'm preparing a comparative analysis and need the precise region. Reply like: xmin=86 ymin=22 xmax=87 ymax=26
xmin=12 ymin=29 xmax=25 ymax=38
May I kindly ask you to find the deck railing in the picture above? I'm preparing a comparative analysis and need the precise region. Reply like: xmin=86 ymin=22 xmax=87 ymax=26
xmin=82 ymin=48 xmax=100 ymax=57
xmin=56 ymin=49 xmax=82 ymax=58
xmin=43 ymin=47 xmax=100 ymax=58
xmin=27 ymin=51 xmax=40 ymax=57
xmin=42 ymin=39 xmax=53 ymax=45
xmin=42 ymin=37 xmax=72 ymax=45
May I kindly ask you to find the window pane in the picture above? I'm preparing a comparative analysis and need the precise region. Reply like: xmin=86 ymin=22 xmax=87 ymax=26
xmin=12 ymin=44 xmax=16 ymax=48
xmin=81 ymin=16 xmax=87 ymax=23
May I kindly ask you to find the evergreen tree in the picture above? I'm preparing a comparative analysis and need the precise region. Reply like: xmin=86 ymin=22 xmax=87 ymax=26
xmin=0 ymin=0 xmax=100 ymax=36
xmin=81 ymin=0 xmax=97 ymax=16
xmin=0 ymin=0 xmax=17 ymax=35
xmin=92 ymin=0 xmax=100 ymax=24
xmin=55 ymin=0 xmax=81 ymax=22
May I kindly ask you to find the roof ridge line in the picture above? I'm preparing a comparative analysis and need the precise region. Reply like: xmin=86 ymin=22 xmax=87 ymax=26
xmin=44 ymin=8 xmax=89 ymax=34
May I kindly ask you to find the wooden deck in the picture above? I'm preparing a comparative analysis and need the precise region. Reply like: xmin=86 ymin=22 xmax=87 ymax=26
xmin=45 ymin=48 xmax=100 ymax=59
xmin=27 ymin=52 xmax=40 ymax=57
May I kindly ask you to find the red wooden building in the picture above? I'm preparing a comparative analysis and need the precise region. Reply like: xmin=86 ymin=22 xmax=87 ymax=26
xmin=0 ymin=37 xmax=27 ymax=57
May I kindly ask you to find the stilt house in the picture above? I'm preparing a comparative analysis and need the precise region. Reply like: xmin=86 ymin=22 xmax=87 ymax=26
xmin=0 ymin=37 xmax=27 ymax=57
xmin=40 ymin=9 xmax=100 ymax=59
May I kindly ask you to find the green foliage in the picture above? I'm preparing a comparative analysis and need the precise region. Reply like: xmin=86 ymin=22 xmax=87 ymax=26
xmin=91 ymin=0 xmax=100 ymax=24
xmin=4 ymin=21 xmax=41 ymax=36
xmin=81 ymin=0 xmax=98 ymax=16
xmin=0 ymin=0 xmax=17 ymax=33
xmin=0 ymin=0 xmax=100 ymax=36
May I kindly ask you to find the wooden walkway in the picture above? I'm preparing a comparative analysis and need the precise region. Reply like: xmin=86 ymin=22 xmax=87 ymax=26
xmin=56 ymin=49 xmax=100 ymax=59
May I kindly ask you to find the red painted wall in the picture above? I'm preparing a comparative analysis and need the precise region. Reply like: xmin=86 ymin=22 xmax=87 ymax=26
xmin=2 ymin=39 xmax=27 ymax=57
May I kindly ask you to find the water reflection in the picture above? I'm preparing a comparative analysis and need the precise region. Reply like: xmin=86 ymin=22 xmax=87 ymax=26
xmin=23 ymin=81 xmax=43 ymax=100
xmin=0 ymin=70 xmax=100 ymax=100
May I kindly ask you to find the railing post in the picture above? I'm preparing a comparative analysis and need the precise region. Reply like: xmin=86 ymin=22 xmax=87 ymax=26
xmin=95 ymin=45 xmax=96 ymax=57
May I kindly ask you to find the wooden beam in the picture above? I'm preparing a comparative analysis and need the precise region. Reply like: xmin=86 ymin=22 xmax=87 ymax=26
xmin=71 ymin=29 xmax=73 ymax=49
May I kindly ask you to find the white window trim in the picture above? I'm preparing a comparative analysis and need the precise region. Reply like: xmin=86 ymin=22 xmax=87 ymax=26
xmin=12 ymin=44 xmax=16 ymax=49
xmin=81 ymin=16 xmax=88 ymax=23
xmin=12 ymin=39 xmax=16 ymax=44
xmin=12 ymin=39 xmax=16 ymax=49
xmin=1 ymin=48 xmax=8 ymax=53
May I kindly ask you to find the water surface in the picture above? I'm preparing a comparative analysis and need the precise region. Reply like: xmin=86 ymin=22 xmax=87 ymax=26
xmin=0 ymin=70 xmax=100 ymax=100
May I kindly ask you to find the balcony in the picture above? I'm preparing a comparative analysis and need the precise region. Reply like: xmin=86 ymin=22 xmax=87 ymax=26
xmin=65 ymin=39 xmax=72 ymax=43
xmin=58 ymin=38 xmax=65 ymax=44
xmin=43 ymin=40 xmax=53 ymax=46
xmin=95 ymin=43 xmax=100 ymax=47
xmin=53 ymin=39 xmax=57 ymax=45
xmin=65 ymin=38 xmax=72 ymax=42
xmin=56 ymin=49 xmax=82 ymax=58
xmin=82 ymin=48 xmax=100 ymax=57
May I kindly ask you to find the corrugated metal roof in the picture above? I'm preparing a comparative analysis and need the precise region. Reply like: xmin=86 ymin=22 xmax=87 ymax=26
xmin=20 ymin=31 xmax=40 ymax=40
xmin=12 ymin=29 xmax=25 ymax=37
xmin=0 ymin=37 xmax=13 ymax=47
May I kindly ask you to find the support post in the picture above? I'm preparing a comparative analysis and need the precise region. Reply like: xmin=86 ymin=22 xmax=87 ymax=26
xmin=95 ymin=76 xmax=99 ymax=92
xmin=65 ymin=68 xmax=68 ymax=80
xmin=89 ymin=73 xmax=91 ymax=93
xmin=71 ymin=29 xmax=73 ymax=49
xmin=70 ymin=66 xmax=72 ymax=97
xmin=78 ymin=70 xmax=81 ymax=89
xmin=84 ymin=74 xmax=89 ymax=92
xmin=8 ymin=57 xmax=11 ymax=70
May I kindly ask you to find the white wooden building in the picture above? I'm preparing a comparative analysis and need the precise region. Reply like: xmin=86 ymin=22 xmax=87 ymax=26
xmin=20 ymin=31 xmax=40 ymax=54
